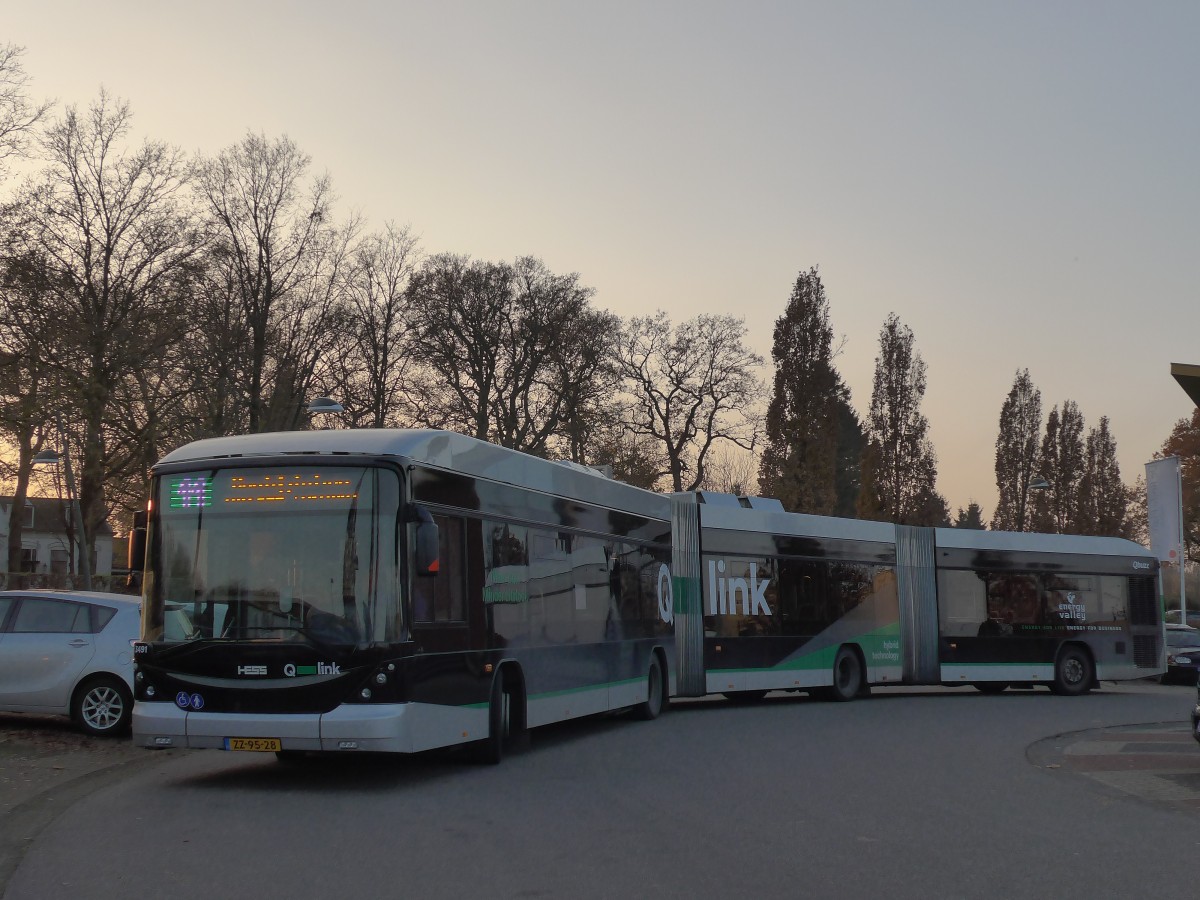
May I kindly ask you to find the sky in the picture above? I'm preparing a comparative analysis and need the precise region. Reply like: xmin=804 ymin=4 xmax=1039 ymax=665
xmin=6 ymin=1 xmax=1199 ymax=516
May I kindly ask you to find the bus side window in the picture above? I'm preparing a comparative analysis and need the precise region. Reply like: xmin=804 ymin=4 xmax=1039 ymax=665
xmin=408 ymin=506 xmax=440 ymax=577
xmin=412 ymin=515 xmax=465 ymax=624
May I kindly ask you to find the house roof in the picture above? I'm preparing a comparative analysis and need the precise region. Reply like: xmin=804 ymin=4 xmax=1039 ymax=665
xmin=0 ymin=496 xmax=114 ymax=536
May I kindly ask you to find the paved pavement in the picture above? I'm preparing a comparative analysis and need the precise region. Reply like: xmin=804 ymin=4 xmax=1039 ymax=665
xmin=1029 ymin=721 xmax=1200 ymax=813
xmin=0 ymin=714 xmax=174 ymax=890
xmin=3 ymin=704 xmax=1199 ymax=894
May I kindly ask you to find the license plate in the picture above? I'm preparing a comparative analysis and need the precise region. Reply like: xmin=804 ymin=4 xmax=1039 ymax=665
xmin=223 ymin=737 xmax=281 ymax=752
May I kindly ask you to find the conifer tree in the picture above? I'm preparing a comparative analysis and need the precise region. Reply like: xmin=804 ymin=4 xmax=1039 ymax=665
xmin=857 ymin=314 xmax=943 ymax=524
xmin=1077 ymin=416 xmax=1128 ymax=537
xmin=757 ymin=267 xmax=858 ymax=513
xmin=954 ymin=502 xmax=986 ymax=529
xmin=833 ymin=398 xmax=866 ymax=518
xmin=991 ymin=369 xmax=1041 ymax=531
xmin=1031 ymin=400 xmax=1086 ymax=533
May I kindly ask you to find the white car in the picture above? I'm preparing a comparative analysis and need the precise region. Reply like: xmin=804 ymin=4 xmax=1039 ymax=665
xmin=0 ymin=590 xmax=140 ymax=736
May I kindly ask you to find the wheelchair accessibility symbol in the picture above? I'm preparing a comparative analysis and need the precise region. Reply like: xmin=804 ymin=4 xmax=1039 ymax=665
xmin=175 ymin=691 xmax=204 ymax=710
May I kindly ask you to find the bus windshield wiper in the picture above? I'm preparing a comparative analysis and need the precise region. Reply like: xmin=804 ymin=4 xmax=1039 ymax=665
xmin=234 ymin=622 xmax=352 ymax=653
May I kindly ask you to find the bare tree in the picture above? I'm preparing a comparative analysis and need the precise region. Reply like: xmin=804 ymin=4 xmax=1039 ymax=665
xmin=616 ymin=311 xmax=764 ymax=492
xmin=701 ymin=445 xmax=759 ymax=496
xmin=327 ymin=223 xmax=422 ymax=428
xmin=0 ymin=231 xmax=56 ymax=575
xmin=195 ymin=132 xmax=335 ymax=432
xmin=406 ymin=254 xmax=514 ymax=439
xmin=23 ymin=91 xmax=200 ymax=576
xmin=0 ymin=43 xmax=51 ymax=179
xmin=406 ymin=254 xmax=615 ymax=456
xmin=492 ymin=257 xmax=618 ymax=456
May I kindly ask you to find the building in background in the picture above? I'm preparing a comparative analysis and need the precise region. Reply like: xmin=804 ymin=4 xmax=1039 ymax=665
xmin=0 ymin=496 xmax=113 ymax=589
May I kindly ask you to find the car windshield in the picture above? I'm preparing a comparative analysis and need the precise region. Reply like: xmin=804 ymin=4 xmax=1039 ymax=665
xmin=1166 ymin=629 xmax=1200 ymax=649
xmin=143 ymin=465 xmax=401 ymax=647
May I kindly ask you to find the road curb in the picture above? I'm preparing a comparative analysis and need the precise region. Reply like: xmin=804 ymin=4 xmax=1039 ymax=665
xmin=1027 ymin=720 xmax=1200 ymax=813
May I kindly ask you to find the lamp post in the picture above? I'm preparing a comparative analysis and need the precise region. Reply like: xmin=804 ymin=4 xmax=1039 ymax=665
xmin=32 ymin=435 xmax=92 ymax=590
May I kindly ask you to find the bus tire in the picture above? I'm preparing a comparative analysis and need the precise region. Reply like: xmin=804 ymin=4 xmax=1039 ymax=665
xmin=477 ymin=674 xmax=514 ymax=764
xmin=723 ymin=690 xmax=768 ymax=704
xmin=972 ymin=682 xmax=1008 ymax=694
xmin=829 ymin=646 xmax=863 ymax=702
xmin=631 ymin=655 xmax=665 ymax=721
xmin=1051 ymin=646 xmax=1093 ymax=696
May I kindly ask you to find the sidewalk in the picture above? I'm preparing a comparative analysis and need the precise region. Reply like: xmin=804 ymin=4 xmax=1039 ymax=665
xmin=1029 ymin=721 xmax=1200 ymax=813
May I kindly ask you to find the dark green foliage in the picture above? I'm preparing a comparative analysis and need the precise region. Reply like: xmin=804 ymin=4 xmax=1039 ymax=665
xmin=757 ymin=267 xmax=860 ymax=514
xmin=954 ymin=502 xmax=986 ymax=529
xmin=857 ymin=314 xmax=944 ymax=525
xmin=991 ymin=369 xmax=1041 ymax=531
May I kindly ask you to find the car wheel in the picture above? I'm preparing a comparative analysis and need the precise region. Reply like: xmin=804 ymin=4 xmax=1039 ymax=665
xmin=73 ymin=676 xmax=133 ymax=737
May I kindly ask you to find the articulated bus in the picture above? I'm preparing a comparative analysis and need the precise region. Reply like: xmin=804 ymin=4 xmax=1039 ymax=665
xmin=669 ymin=492 xmax=1163 ymax=701
xmin=132 ymin=430 xmax=1163 ymax=762
xmin=132 ymin=430 xmax=673 ymax=762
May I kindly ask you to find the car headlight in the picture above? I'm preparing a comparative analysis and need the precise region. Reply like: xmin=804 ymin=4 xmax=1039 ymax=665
xmin=1175 ymin=656 xmax=1192 ymax=665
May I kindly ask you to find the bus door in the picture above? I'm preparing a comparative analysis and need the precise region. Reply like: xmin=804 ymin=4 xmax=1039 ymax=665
xmin=409 ymin=513 xmax=478 ymax=653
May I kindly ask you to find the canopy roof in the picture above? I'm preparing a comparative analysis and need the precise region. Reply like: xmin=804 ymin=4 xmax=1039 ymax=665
xmin=1172 ymin=362 xmax=1200 ymax=407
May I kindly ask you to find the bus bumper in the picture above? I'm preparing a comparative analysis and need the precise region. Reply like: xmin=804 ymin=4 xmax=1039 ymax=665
xmin=132 ymin=700 xmax=487 ymax=753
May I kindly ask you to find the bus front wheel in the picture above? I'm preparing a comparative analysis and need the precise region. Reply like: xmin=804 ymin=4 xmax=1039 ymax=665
xmin=1051 ymin=646 xmax=1093 ymax=696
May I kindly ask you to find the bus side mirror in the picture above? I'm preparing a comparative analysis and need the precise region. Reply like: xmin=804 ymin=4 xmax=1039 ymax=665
xmin=406 ymin=506 xmax=440 ymax=577
xmin=128 ymin=510 xmax=148 ymax=589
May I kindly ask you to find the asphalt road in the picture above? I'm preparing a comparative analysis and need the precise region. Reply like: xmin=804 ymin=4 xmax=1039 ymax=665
xmin=4 ymin=681 xmax=1199 ymax=900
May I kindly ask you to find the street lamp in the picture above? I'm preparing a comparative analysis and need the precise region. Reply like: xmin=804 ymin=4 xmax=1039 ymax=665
xmin=306 ymin=396 xmax=344 ymax=415
xmin=32 ymin=442 xmax=92 ymax=590
xmin=305 ymin=396 xmax=344 ymax=429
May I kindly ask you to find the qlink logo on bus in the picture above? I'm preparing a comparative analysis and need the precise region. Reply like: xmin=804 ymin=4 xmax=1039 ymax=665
xmin=707 ymin=559 xmax=772 ymax=616
xmin=283 ymin=662 xmax=342 ymax=677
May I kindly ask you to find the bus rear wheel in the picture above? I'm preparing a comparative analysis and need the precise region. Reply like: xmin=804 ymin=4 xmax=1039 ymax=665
xmin=1051 ymin=646 xmax=1093 ymax=696
xmin=723 ymin=690 xmax=768 ymax=704
xmin=828 ymin=646 xmax=862 ymax=702
xmin=631 ymin=655 xmax=665 ymax=720
xmin=972 ymin=682 xmax=1008 ymax=694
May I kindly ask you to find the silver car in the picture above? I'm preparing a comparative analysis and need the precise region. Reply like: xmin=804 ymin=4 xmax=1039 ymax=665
xmin=0 ymin=590 xmax=140 ymax=736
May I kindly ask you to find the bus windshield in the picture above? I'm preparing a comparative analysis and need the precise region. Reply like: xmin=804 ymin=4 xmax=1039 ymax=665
xmin=144 ymin=465 xmax=401 ymax=647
